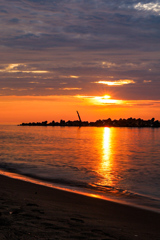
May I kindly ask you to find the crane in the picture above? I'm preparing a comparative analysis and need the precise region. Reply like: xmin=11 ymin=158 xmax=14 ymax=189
xmin=76 ymin=111 xmax=82 ymax=122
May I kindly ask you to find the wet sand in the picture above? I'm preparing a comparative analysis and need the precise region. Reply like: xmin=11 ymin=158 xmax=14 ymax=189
xmin=0 ymin=174 xmax=160 ymax=240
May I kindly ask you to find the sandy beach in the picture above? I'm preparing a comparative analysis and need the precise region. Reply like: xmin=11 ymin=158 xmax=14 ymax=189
xmin=0 ymin=174 xmax=160 ymax=240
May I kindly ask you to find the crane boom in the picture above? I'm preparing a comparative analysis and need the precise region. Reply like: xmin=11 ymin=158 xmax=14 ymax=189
xmin=76 ymin=111 xmax=82 ymax=122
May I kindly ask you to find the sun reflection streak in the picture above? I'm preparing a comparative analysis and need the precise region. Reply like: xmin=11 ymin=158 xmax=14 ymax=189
xmin=103 ymin=128 xmax=111 ymax=163
xmin=97 ymin=128 xmax=113 ymax=187
xmin=102 ymin=128 xmax=112 ymax=179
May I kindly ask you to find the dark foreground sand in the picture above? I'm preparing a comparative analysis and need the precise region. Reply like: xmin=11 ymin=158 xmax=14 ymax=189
xmin=0 ymin=175 xmax=160 ymax=240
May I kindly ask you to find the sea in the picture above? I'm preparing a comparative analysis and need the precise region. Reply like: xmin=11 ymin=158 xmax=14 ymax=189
xmin=0 ymin=125 xmax=160 ymax=213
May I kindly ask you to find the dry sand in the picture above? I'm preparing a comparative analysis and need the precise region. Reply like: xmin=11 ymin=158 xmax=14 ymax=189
xmin=0 ymin=174 xmax=160 ymax=240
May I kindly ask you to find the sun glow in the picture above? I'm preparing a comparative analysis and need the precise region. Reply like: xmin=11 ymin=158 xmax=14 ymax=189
xmin=75 ymin=95 xmax=122 ymax=105
xmin=94 ymin=95 xmax=118 ymax=104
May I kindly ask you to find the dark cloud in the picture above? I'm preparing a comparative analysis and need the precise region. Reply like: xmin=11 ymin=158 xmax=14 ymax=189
xmin=0 ymin=9 xmax=8 ymax=14
xmin=9 ymin=18 xmax=20 ymax=23
xmin=0 ymin=0 xmax=160 ymax=100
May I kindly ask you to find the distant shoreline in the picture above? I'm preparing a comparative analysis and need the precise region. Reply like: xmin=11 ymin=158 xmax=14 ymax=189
xmin=19 ymin=117 xmax=160 ymax=127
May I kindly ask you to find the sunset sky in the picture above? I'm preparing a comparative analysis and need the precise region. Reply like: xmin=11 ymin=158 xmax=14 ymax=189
xmin=0 ymin=0 xmax=160 ymax=124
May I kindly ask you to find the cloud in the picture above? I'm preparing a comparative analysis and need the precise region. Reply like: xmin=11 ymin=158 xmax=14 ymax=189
xmin=134 ymin=2 xmax=160 ymax=15
xmin=1 ymin=87 xmax=27 ymax=91
xmin=9 ymin=18 xmax=20 ymax=24
xmin=95 ymin=80 xmax=135 ymax=86
xmin=69 ymin=75 xmax=80 ymax=79
xmin=75 ymin=95 xmax=123 ymax=105
xmin=75 ymin=94 xmax=160 ymax=107
xmin=45 ymin=88 xmax=54 ymax=90
xmin=1 ymin=0 xmax=160 ymax=52
xmin=60 ymin=75 xmax=80 ymax=79
xmin=0 ymin=0 xmax=160 ymax=102
xmin=29 ymin=82 xmax=40 ymax=84
xmin=0 ymin=64 xmax=49 ymax=73
xmin=143 ymin=80 xmax=152 ymax=83
xmin=59 ymin=88 xmax=82 ymax=91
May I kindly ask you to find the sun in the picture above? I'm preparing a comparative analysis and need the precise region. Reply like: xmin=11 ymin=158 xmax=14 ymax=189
xmin=93 ymin=95 xmax=120 ymax=104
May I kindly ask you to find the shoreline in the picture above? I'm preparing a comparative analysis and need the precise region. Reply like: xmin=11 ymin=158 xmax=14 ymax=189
xmin=0 ymin=174 xmax=160 ymax=239
xmin=1 ymin=169 xmax=160 ymax=214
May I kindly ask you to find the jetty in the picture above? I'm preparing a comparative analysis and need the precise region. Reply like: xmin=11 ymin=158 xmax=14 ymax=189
xmin=19 ymin=117 xmax=160 ymax=128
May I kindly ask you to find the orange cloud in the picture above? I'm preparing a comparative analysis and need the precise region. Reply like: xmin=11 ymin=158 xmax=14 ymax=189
xmin=59 ymin=88 xmax=82 ymax=90
xmin=0 ymin=64 xmax=49 ymax=74
xmin=60 ymin=75 xmax=80 ymax=79
xmin=95 ymin=79 xmax=135 ymax=86
xmin=143 ymin=80 xmax=152 ymax=83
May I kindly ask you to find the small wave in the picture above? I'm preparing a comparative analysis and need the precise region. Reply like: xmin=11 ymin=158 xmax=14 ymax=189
xmin=0 ymin=164 xmax=160 ymax=213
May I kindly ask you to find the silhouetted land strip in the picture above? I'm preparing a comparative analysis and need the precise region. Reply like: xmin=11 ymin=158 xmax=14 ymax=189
xmin=19 ymin=117 xmax=160 ymax=127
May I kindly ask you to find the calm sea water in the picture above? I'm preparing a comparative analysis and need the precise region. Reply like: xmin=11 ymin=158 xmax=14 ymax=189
xmin=0 ymin=125 xmax=160 ymax=212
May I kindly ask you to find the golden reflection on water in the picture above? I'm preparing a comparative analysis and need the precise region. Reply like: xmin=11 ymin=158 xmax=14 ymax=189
xmin=97 ymin=127 xmax=114 ymax=186
xmin=102 ymin=127 xmax=111 ymax=163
